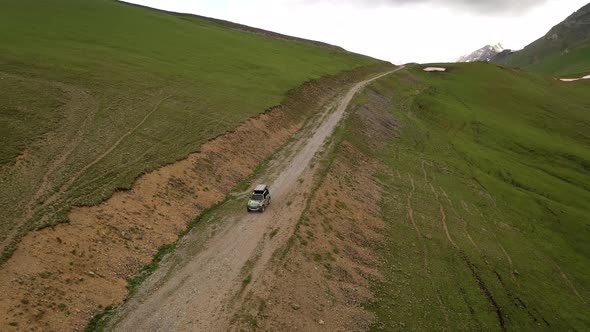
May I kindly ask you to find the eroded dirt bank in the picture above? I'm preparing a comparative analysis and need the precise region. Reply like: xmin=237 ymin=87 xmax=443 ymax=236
xmin=0 ymin=64 xmax=392 ymax=331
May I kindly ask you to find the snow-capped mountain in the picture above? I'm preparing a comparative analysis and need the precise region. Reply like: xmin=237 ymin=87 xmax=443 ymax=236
xmin=457 ymin=43 xmax=505 ymax=62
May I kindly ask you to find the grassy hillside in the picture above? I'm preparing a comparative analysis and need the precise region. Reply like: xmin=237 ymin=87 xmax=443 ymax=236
xmin=353 ymin=63 xmax=589 ymax=329
xmin=494 ymin=3 xmax=590 ymax=76
xmin=524 ymin=41 xmax=590 ymax=77
xmin=0 ymin=0 xmax=381 ymax=261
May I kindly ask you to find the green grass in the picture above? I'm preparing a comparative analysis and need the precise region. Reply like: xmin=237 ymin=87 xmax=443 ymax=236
xmin=0 ymin=0 xmax=380 ymax=259
xmin=493 ymin=3 xmax=590 ymax=76
xmin=526 ymin=41 xmax=590 ymax=77
xmin=348 ymin=63 xmax=589 ymax=330
xmin=242 ymin=274 xmax=252 ymax=287
xmin=500 ymin=41 xmax=590 ymax=76
xmin=84 ymin=304 xmax=116 ymax=332
xmin=0 ymin=77 xmax=65 ymax=163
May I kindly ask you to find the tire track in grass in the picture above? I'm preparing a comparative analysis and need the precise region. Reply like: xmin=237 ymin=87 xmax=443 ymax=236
xmin=24 ymin=99 xmax=175 ymax=232
xmin=421 ymin=159 xmax=434 ymax=191
xmin=461 ymin=200 xmax=472 ymax=215
xmin=25 ymin=87 xmax=99 ymax=215
xmin=1 ymin=72 xmax=98 ymax=216
xmin=478 ymin=205 xmax=582 ymax=322
xmin=63 ymin=109 xmax=223 ymax=203
xmin=406 ymin=173 xmax=450 ymax=325
xmin=460 ymin=251 xmax=507 ymax=331
xmin=475 ymin=208 xmax=557 ymax=326
xmin=436 ymin=187 xmax=506 ymax=330
xmin=419 ymin=161 xmax=462 ymax=248
xmin=420 ymin=164 xmax=505 ymax=330
xmin=473 ymin=206 xmax=538 ymax=323
xmin=63 ymin=138 xmax=168 ymax=205
xmin=498 ymin=244 xmax=516 ymax=280
xmin=0 ymin=73 xmax=99 ymax=261
xmin=476 ymin=209 xmax=518 ymax=283
xmin=436 ymin=199 xmax=507 ymax=330
xmin=429 ymin=185 xmax=458 ymax=249
xmin=439 ymin=187 xmax=478 ymax=250
xmin=555 ymin=263 xmax=586 ymax=304
xmin=421 ymin=159 xmax=436 ymax=181
xmin=39 ymin=96 xmax=170 ymax=209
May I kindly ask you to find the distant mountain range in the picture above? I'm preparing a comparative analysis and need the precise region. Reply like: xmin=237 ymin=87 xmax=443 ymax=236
xmin=456 ymin=43 xmax=505 ymax=62
xmin=491 ymin=2 xmax=590 ymax=76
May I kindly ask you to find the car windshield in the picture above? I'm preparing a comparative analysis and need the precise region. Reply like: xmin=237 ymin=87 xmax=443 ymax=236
xmin=251 ymin=194 xmax=264 ymax=200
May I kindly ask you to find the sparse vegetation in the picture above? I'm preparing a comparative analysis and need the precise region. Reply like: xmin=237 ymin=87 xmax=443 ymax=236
xmin=269 ymin=228 xmax=279 ymax=239
xmin=242 ymin=275 xmax=252 ymax=287
xmin=245 ymin=314 xmax=258 ymax=327
xmin=312 ymin=253 xmax=323 ymax=262
xmin=126 ymin=243 xmax=176 ymax=296
xmin=84 ymin=304 xmax=116 ymax=332
xmin=335 ymin=200 xmax=349 ymax=210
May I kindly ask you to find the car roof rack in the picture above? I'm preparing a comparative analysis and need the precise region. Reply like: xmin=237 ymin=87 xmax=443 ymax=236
xmin=254 ymin=184 xmax=267 ymax=192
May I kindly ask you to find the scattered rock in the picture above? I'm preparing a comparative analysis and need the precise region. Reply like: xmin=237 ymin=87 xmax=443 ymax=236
xmin=318 ymin=319 xmax=325 ymax=325
xmin=424 ymin=234 xmax=433 ymax=240
xmin=87 ymin=271 xmax=96 ymax=277
xmin=121 ymin=231 xmax=132 ymax=240
xmin=290 ymin=303 xmax=301 ymax=310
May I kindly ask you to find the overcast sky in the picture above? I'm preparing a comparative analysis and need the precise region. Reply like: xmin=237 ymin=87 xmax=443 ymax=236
xmin=124 ymin=0 xmax=588 ymax=64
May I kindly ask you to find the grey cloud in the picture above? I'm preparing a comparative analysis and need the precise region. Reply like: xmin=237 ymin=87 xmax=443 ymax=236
xmin=302 ymin=0 xmax=548 ymax=14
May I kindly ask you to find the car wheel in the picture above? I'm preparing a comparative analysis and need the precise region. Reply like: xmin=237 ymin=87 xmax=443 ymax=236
xmin=261 ymin=205 xmax=265 ymax=212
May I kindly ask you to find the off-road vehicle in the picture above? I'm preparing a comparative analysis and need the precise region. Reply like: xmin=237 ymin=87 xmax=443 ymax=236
xmin=247 ymin=184 xmax=271 ymax=212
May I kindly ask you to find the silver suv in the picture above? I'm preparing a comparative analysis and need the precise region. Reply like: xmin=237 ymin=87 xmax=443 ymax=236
xmin=247 ymin=184 xmax=271 ymax=212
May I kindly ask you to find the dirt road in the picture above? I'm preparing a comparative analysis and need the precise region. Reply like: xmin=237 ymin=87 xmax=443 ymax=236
xmin=109 ymin=68 xmax=401 ymax=331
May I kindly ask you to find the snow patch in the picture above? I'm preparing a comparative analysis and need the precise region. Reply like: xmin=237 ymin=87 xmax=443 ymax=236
xmin=560 ymin=75 xmax=590 ymax=82
xmin=424 ymin=67 xmax=446 ymax=72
